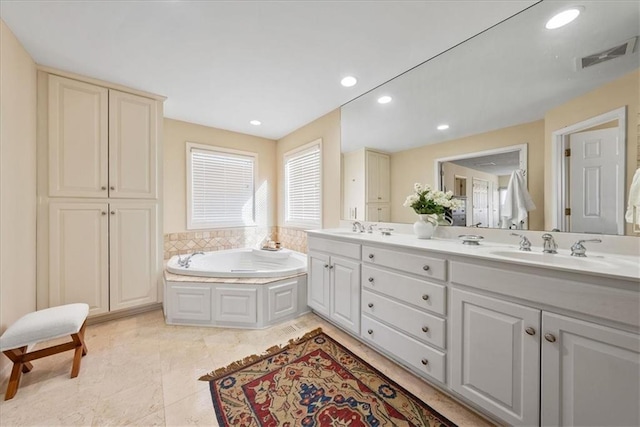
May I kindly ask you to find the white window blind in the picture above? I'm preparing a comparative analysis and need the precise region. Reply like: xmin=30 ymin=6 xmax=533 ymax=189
xmin=285 ymin=143 xmax=321 ymax=228
xmin=187 ymin=144 xmax=255 ymax=229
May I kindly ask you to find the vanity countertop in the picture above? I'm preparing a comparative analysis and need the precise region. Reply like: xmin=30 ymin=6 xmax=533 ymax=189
xmin=308 ymin=229 xmax=640 ymax=282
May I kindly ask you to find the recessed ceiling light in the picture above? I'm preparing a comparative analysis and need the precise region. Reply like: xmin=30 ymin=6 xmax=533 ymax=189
xmin=341 ymin=76 xmax=358 ymax=87
xmin=545 ymin=8 xmax=582 ymax=30
xmin=437 ymin=124 xmax=449 ymax=130
xmin=250 ymin=120 xmax=261 ymax=126
xmin=377 ymin=96 xmax=392 ymax=104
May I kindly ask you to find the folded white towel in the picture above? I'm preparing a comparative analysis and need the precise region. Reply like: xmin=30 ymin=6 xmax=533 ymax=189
xmin=501 ymin=170 xmax=536 ymax=228
xmin=625 ymin=168 xmax=640 ymax=225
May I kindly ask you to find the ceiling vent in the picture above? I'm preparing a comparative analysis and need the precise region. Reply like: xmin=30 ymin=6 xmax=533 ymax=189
xmin=578 ymin=37 xmax=637 ymax=69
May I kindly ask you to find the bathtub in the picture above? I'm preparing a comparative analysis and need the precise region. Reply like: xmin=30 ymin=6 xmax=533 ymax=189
xmin=166 ymin=248 xmax=307 ymax=278
xmin=164 ymin=248 xmax=309 ymax=328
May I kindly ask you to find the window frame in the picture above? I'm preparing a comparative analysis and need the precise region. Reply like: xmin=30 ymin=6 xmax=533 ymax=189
xmin=283 ymin=139 xmax=323 ymax=230
xmin=186 ymin=142 xmax=258 ymax=230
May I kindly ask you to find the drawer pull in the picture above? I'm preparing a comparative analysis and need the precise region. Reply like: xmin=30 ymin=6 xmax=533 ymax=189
xmin=545 ymin=333 xmax=557 ymax=343
xmin=367 ymin=329 xmax=373 ymax=335
xmin=422 ymin=326 xmax=429 ymax=333
xmin=368 ymin=254 xmax=374 ymax=259
xmin=368 ymin=277 xmax=374 ymax=283
xmin=421 ymin=359 xmax=428 ymax=365
xmin=525 ymin=327 xmax=536 ymax=336
xmin=368 ymin=303 xmax=373 ymax=308
xmin=422 ymin=294 xmax=429 ymax=301
xmin=423 ymin=265 xmax=430 ymax=271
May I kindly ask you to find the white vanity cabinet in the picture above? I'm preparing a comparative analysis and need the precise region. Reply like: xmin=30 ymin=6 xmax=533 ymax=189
xmin=541 ymin=312 xmax=640 ymax=427
xmin=450 ymin=288 xmax=541 ymax=426
xmin=307 ymin=237 xmax=361 ymax=334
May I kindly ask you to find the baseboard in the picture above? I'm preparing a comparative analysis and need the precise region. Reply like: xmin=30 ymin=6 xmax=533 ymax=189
xmin=86 ymin=303 xmax=163 ymax=326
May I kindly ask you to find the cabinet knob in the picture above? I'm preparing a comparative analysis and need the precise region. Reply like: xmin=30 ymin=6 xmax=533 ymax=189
xmin=368 ymin=303 xmax=373 ymax=308
xmin=368 ymin=254 xmax=374 ymax=259
xmin=423 ymin=265 xmax=430 ymax=271
xmin=544 ymin=333 xmax=557 ymax=343
xmin=422 ymin=326 xmax=429 ymax=333
xmin=367 ymin=329 xmax=373 ymax=335
xmin=329 ymin=265 xmax=334 ymax=269
xmin=421 ymin=359 xmax=428 ymax=365
xmin=422 ymin=294 xmax=429 ymax=301
xmin=324 ymin=264 xmax=329 ymax=268
xmin=110 ymin=211 xmax=115 ymax=215
xmin=101 ymin=186 xmax=107 ymax=190
xmin=110 ymin=186 xmax=115 ymax=190
xmin=101 ymin=211 xmax=107 ymax=216
xmin=368 ymin=277 xmax=374 ymax=283
xmin=525 ymin=327 xmax=536 ymax=336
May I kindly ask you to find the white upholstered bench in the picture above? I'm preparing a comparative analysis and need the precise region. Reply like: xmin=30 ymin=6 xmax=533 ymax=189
xmin=0 ymin=303 xmax=89 ymax=400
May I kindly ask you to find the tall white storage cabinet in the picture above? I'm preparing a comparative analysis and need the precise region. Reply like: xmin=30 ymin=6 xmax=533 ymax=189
xmin=38 ymin=71 xmax=164 ymax=316
xmin=342 ymin=148 xmax=390 ymax=221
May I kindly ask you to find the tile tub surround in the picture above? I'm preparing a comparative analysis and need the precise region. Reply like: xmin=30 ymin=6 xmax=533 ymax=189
xmin=0 ymin=310 xmax=492 ymax=426
xmin=164 ymin=226 xmax=308 ymax=259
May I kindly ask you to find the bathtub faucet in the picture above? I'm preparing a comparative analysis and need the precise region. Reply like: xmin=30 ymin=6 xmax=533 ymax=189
xmin=178 ymin=251 xmax=204 ymax=268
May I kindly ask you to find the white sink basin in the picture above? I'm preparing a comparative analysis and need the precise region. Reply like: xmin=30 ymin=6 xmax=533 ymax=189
xmin=489 ymin=250 xmax=617 ymax=269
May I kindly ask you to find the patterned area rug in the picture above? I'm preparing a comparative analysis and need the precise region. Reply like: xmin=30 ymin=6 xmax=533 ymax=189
xmin=199 ymin=328 xmax=456 ymax=427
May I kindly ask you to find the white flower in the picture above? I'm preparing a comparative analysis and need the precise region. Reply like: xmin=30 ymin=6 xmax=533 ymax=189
xmin=403 ymin=194 xmax=419 ymax=207
xmin=413 ymin=183 xmax=422 ymax=193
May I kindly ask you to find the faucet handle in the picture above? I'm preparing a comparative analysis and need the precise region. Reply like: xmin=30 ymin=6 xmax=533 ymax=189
xmin=571 ymin=239 xmax=601 ymax=257
xmin=510 ymin=233 xmax=531 ymax=251
xmin=367 ymin=224 xmax=377 ymax=233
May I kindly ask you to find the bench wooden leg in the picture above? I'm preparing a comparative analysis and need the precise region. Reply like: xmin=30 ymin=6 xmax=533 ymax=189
xmin=70 ymin=321 xmax=88 ymax=378
xmin=3 ymin=346 xmax=29 ymax=401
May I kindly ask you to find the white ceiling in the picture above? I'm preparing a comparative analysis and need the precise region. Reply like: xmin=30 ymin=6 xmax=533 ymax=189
xmin=0 ymin=0 xmax=536 ymax=140
xmin=450 ymin=151 xmax=521 ymax=177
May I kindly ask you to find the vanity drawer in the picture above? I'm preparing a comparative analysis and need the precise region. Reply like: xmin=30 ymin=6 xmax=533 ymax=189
xmin=308 ymin=237 xmax=360 ymax=259
xmin=362 ymin=265 xmax=446 ymax=315
xmin=362 ymin=289 xmax=446 ymax=349
xmin=361 ymin=315 xmax=446 ymax=383
xmin=362 ymin=245 xmax=447 ymax=281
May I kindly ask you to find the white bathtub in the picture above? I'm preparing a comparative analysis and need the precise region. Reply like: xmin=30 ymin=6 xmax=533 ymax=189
xmin=166 ymin=248 xmax=307 ymax=278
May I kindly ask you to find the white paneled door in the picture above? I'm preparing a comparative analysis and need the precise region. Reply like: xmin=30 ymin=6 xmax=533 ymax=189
xmin=109 ymin=202 xmax=158 ymax=311
xmin=49 ymin=203 xmax=109 ymax=315
xmin=48 ymin=75 xmax=108 ymax=198
xmin=542 ymin=312 xmax=640 ymax=427
xmin=569 ymin=128 xmax=621 ymax=234
xmin=109 ymin=90 xmax=157 ymax=199
xmin=450 ymin=288 xmax=540 ymax=426
xmin=307 ymin=252 xmax=331 ymax=316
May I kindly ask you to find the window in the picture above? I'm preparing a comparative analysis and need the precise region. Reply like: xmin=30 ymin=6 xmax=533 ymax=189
xmin=284 ymin=140 xmax=322 ymax=228
xmin=186 ymin=142 xmax=256 ymax=229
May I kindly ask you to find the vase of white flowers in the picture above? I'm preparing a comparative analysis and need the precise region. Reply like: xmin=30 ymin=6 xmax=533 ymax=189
xmin=404 ymin=183 xmax=461 ymax=239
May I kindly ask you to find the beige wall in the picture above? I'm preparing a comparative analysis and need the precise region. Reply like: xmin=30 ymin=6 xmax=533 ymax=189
xmin=391 ymin=120 xmax=545 ymax=228
xmin=544 ymin=69 xmax=639 ymax=235
xmin=277 ymin=109 xmax=341 ymax=229
xmin=0 ymin=20 xmax=37 ymax=377
xmin=163 ymin=118 xmax=277 ymax=233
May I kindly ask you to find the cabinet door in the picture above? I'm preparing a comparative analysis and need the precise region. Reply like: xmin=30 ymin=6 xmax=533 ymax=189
xmin=330 ymin=255 xmax=361 ymax=334
xmin=49 ymin=203 xmax=109 ymax=315
xmin=376 ymin=153 xmax=390 ymax=203
xmin=542 ymin=312 xmax=640 ymax=427
xmin=378 ymin=204 xmax=390 ymax=222
xmin=48 ymin=75 xmax=108 ymax=198
xmin=308 ymin=252 xmax=330 ymax=316
xmin=450 ymin=288 xmax=540 ymax=426
xmin=109 ymin=202 xmax=158 ymax=311
xmin=109 ymin=90 xmax=157 ymax=199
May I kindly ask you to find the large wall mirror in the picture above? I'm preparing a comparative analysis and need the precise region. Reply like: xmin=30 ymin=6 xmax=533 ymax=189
xmin=340 ymin=0 xmax=639 ymax=235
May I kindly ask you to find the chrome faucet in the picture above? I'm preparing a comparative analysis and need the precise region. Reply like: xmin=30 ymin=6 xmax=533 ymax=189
xmin=541 ymin=234 xmax=557 ymax=254
xmin=177 ymin=251 xmax=204 ymax=268
xmin=367 ymin=224 xmax=377 ymax=233
xmin=570 ymin=239 xmax=601 ymax=257
xmin=511 ymin=233 xmax=532 ymax=251
xmin=352 ymin=221 xmax=365 ymax=233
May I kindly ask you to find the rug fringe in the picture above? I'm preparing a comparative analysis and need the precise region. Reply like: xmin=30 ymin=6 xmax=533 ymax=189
xmin=198 ymin=327 xmax=324 ymax=382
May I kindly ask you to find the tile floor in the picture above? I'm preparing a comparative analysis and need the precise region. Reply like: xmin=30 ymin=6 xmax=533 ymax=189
xmin=0 ymin=310 xmax=493 ymax=426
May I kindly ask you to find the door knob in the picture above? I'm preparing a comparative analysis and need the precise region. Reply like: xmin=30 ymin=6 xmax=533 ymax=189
xmin=525 ymin=327 xmax=536 ymax=336
xmin=544 ymin=333 xmax=557 ymax=343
